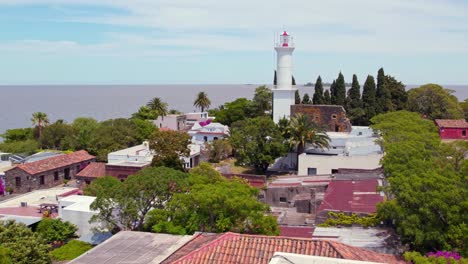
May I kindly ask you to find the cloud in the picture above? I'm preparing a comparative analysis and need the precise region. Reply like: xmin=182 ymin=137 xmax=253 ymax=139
xmin=0 ymin=0 xmax=467 ymax=54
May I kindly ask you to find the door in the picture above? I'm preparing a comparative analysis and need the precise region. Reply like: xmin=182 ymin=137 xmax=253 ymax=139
xmin=64 ymin=168 xmax=71 ymax=180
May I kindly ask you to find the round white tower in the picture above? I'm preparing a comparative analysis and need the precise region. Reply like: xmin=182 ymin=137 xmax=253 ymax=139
xmin=273 ymin=31 xmax=297 ymax=124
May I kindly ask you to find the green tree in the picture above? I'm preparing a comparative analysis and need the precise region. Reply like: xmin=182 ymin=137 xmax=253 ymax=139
xmin=385 ymin=75 xmax=408 ymax=110
xmin=292 ymin=75 xmax=296 ymax=85
xmin=149 ymin=129 xmax=191 ymax=171
xmin=213 ymin=98 xmax=255 ymax=126
xmin=88 ymin=167 xmax=189 ymax=232
xmin=0 ymin=139 xmax=38 ymax=155
xmin=132 ymin=106 xmax=158 ymax=120
xmin=209 ymin=139 xmax=232 ymax=163
xmin=287 ymin=113 xmax=330 ymax=164
xmin=1 ymin=128 xmax=33 ymax=143
xmin=193 ymin=91 xmax=211 ymax=112
xmin=460 ymin=99 xmax=468 ymax=120
xmin=312 ymin=76 xmax=324 ymax=104
xmin=0 ymin=221 xmax=51 ymax=264
xmin=36 ymin=218 xmax=77 ymax=243
xmin=252 ymin=85 xmax=273 ymax=116
xmin=92 ymin=118 xmax=139 ymax=161
xmin=132 ymin=119 xmax=157 ymax=142
xmin=146 ymin=97 xmax=168 ymax=118
xmin=0 ymin=246 xmax=12 ymax=264
xmin=330 ymin=80 xmax=337 ymax=104
xmin=277 ymin=117 xmax=290 ymax=139
xmin=324 ymin=89 xmax=331 ymax=105
xmin=376 ymin=68 xmax=394 ymax=114
xmin=39 ymin=121 xmax=74 ymax=150
xmin=294 ymin=90 xmax=301 ymax=104
xmin=372 ymin=111 xmax=467 ymax=255
xmin=346 ymin=74 xmax=365 ymax=125
xmin=301 ymin=93 xmax=311 ymax=104
xmin=407 ymin=84 xmax=464 ymax=120
xmin=69 ymin=117 xmax=99 ymax=151
xmin=31 ymin=112 xmax=49 ymax=139
xmin=362 ymin=75 xmax=377 ymax=125
xmin=334 ymin=72 xmax=346 ymax=106
xmin=146 ymin=167 xmax=279 ymax=236
xmin=230 ymin=117 xmax=287 ymax=173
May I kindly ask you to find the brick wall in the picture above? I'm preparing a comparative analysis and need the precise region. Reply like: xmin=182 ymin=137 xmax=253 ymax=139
xmin=291 ymin=105 xmax=352 ymax=132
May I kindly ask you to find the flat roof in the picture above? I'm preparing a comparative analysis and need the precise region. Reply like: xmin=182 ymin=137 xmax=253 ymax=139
xmin=60 ymin=195 xmax=96 ymax=212
xmin=0 ymin=187 xmax=78 ymax=208
xmin=108 ymin=143 xmax=151 ymax=157
xmin=0 ymin=214 xmax=42 ymax=226
xmin=69 ymin=231 xmax=193 ymax=264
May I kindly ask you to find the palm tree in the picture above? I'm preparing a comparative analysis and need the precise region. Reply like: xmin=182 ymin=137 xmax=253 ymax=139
xmin=31 ymin=112 xmax=49 ymax=138
xmin=146 ymin=97 xmax=168 ymax=118
xmin=193 ymin=92 xmax=211 ymax=112
xmin=288 ymin=113 xmax=330 ymax=167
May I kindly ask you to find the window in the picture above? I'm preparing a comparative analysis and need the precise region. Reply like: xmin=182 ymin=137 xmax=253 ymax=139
xmin=358 ymin=132 xmax=363 ymax=136
xmin=307 ymin=168 xmax=317 ymax=175
xmin=203 ymin=136 xmax=208 ymax=142
xmin=331 ymin=114 xmax=337 ymax=119
xmin=54 ymin=171 xmax=59 ymax=181
xmin=213 ymin=137 xmax=218 ymax=140
xmin=64 ymin=168 xmax=70 ymax=180
xmin=85 ymin=180 xmax=91 ymax=185
xmin=279 ymin=197 xmax=287 ymax=203
xmin=463 ymin=130 xmax=467 ymax=137
xmin=331 ymin=169 xmax=339 ymax=174
xmin=258 ymin=194 xmax=265 ymax=199
xmin=15 ymin=177 xmax=21 ymax=187
xmin=39 ymin=175 xmax=45 ymax=185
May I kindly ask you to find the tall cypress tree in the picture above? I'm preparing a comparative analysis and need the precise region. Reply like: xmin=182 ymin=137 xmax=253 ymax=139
xmin=324 ymin=90 xmax=331 ymax=105
xmin=273 ymin=70 xmax=277 ymax=86
xmin=347 ymin=74 xmax=362 ymax=109
xmin=295 ymin=90 xmax=301 ymax=104
xmin=292 ymin=75 xmax=296 ymax=86
xmin=312 ymin=76 xmax=324 ymax=104
xmin=376 ymin=68 xmax=393 ymax=113
xmin=362 ymin=75 xmax=377 ymax=124
xmin=301 ymin=93 xmax=311 ymax=104
xmin=330 ymin=80 xmax=337 ymax=104
xmin=335 ymin=72 xmax=346 ymax=106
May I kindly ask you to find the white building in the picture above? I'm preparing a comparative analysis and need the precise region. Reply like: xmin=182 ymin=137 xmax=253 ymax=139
xmin=272 ymin=31 xmax=297 ymax=124
xmin=107 ymin=141 xmax=200 ymax=170
xmin=188 ymin=122 xmax=229 ymax=145
xmin=58 ymin=195 xmax=110 ymax=245
xmin=298 ymin=127 xmax=383 ymax=175
xmin=153 ymin=114 xmax=187 ymax=131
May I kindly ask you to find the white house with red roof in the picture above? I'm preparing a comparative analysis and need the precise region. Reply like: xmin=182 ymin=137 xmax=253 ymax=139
xmin=188 ymin=121 xmax=229 ymax=145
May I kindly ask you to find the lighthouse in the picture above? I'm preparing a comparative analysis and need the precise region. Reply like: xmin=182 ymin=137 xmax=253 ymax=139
xmin=272 ymin=31 xmax=297 ymax=124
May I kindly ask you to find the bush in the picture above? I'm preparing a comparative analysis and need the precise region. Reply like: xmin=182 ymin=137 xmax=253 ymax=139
xmin=50 ymin=240 xmax=92 ymax=261
xmin=318 ymin=212 xmax=379 ymax=228
xmin=36 ymin=218 xmax=77 ymax=243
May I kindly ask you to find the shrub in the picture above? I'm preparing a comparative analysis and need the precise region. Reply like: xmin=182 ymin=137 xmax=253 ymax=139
xmin=318 ymin=212 xmax=379 ymax=228
xmin=50 ymin=240 xmax=92 ymax=261
xmin=36 ymin=218 xmax=77 ymax=243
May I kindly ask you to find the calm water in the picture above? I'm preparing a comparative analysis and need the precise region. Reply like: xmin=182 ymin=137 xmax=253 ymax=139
xmin=0 ymin=84 xmax=467 ymax=134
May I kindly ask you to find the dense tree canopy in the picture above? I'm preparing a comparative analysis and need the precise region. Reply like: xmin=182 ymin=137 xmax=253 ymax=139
xmin=324 ymin=89 xmax=331 ymax=105
xmin=372 ymin=111 xmax=467 ymax=256
xmin=334 ymin=73 xmax=346 ymax=106
xmin=36 ymin=218 xmax=77 ymax=244
xmin=295 ymin=90 xmax=301 ymax=104
xmin=287 ymin=113 xmax=330 ymax=156
xmin=312 ymin=76 xmax=325 ymax=104
xmin=230 ymin=117 xmax=286 ymax=172
xmin=212 ymin=98 xmax=255 ymax=126
xmin=362 ymin=75 xmax=377 ymax=125
xmin=149 ymin=129 xmax=191 ymax=171
xmin=252 ymin=85 xmax=273 ymax=116
xmin=0 ymin=221 xmax=51 ymax=264
xmin=301 ymin=93 xmax=311 ymax=104
xmin=407 ymin=84 xmax=464 ymax=120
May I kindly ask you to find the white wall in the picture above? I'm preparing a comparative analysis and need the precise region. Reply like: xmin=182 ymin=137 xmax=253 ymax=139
xmin=298 ymin=154 xmax=383 ymax=175
xmin=273 ymin=89 xmax=296 ymax=123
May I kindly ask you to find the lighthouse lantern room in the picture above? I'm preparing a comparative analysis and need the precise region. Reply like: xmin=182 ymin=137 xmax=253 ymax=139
xmin=272 ymin=31 xmax=297 ymax=124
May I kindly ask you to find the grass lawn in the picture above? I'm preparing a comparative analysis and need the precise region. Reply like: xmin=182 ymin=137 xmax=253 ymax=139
xmin=50 ymin=240 xmax=92 ymax=261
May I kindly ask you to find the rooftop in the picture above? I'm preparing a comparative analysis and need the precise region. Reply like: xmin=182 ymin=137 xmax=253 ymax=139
xmin=59 ymin=195 xmax=96 ymax=213
xmin=169 ymin=232 xmax=403 ymax=264
xmin=69 ymin=231 xmax=193 ymax=264
xmin=270 ymin=253 xmax=386 ymax=264
xmin=76 ymin=162 xmax=106 ymax=178
xmin=7 ymin=150 xmax=94 ymax=175
xmin=0 ymin=187 xmax=78 ymax=208
xmin=108 ymin=142 xmax=151 ymax=157
xmin=317 ymin=179 xmax=383 ymax=215
xmin=435 ymin=119 xmax=468 ymax=128
xmin=279 ymin=226 xmax=315 ymax=238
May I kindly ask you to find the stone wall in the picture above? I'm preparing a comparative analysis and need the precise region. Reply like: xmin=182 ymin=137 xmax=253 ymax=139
xmin=291 ymin=105 xmax=352 ymax=132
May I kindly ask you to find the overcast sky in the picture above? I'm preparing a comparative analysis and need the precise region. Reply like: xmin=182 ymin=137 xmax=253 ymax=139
xmin=0 ymin=0 xmax=467 ymax=85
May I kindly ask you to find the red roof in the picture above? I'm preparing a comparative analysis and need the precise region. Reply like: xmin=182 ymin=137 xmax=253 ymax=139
xmin=318 ymin=180 xmax=383 ymax=214
xmin=8 ymin=150 xmax=95 ymax=175
xmin=168 ymin=232 xmax=403 ymax=264
xmin=435 ymin=119 xmax=468 ymax=128
xmin=282 ymin=31 xmax=289 ymax=36
xmin=280 ymin=226 xmax=314 ymax=238
xmin=76 ymin=162 xmax=106 ymax=178
xmin=0 ymin=206 xmax=57 ymax=218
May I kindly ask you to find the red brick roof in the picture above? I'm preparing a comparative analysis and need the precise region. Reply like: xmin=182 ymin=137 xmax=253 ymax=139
xmin=76 ymin=162 xmax=106 ymax=178
xmin=318 ymin=180 xmax=383 ymax=214
xmin=9 ymin=150 xmax=95 ymax=175
xmin=169 ymin=232 xmax=403 ymax=264
xmin=0 ymin=206 xmax=57 ymax=218
xmin=435 ymin=119 xmax=468 ymax=128
xmin=279 ymin=226 xmax=314 ymax=238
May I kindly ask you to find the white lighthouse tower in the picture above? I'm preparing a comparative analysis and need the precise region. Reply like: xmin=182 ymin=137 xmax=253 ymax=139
xmin=272 ymin=31 xmax=297 ymax=124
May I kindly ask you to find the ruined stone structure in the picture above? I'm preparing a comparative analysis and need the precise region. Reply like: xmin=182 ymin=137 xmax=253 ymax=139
xmin=290 ymin=105 xmax=352 ymax=132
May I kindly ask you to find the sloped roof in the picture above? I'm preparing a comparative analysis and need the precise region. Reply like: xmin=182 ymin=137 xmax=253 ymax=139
xmin=435 ymin=119 xmax=468 ymax=128
xmin=76 ymin=162 xmax=106 ymax=178
xmin=169 ymin=232 xmax=403 ymax=264
xmin=318 ymin=180 xmax=383 ymax=214
xmin=7 ymin=150 xmax=95 ymax=175
xmin=279 ymin=226 xmax=314 ymax=238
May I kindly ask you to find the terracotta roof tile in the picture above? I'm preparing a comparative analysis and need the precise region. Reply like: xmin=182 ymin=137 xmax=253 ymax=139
xmin=76 ymin=162 xmax=106 ymax=178
xmin=435 ymin=119 xmax=468 ymax=128
xmin=168 ymin=232 xmax=403 ymax=264
xmin=7 ymin=150 xmax=95 ymax=175
xmin=318 ymin=180 xmax=383 ymax=214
